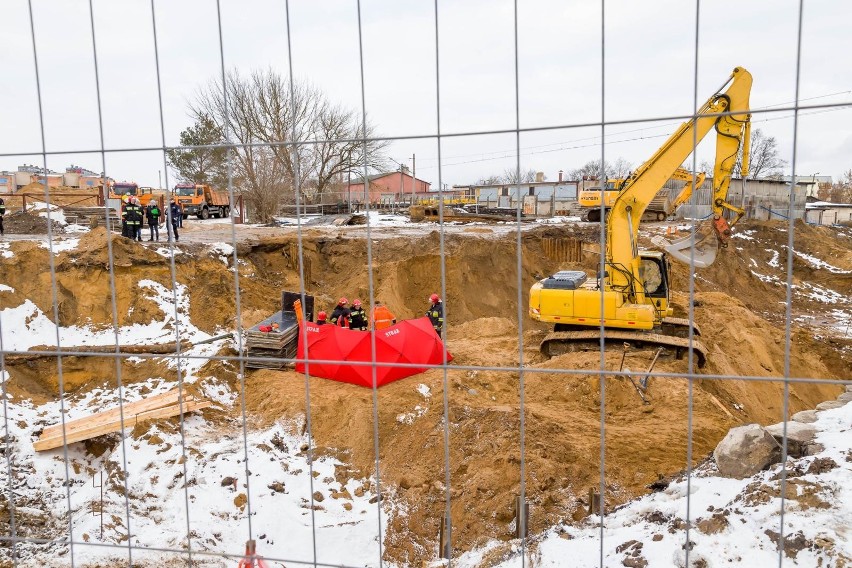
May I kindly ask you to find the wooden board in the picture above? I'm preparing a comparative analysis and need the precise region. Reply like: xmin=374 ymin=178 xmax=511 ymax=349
xmin=40 ymin=390 xmax=186 ymax=439
xmin=34 ymin=400 xmax=210 ymax=452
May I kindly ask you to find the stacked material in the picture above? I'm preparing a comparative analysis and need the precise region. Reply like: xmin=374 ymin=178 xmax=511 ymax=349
xmin=245 ymin=311 xmax=299 ymax=369
xmin=34 ymin=389 xmax=209 ymax=452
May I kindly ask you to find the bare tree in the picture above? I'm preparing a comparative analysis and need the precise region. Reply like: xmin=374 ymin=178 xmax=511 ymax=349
xmin=822 ymin=169 xmax=852 ymax=203
xmin=191 ymin=69 xmax=387 ymax=219
xmin=311 ymin=102 xmax=388 ymax=199
xmin=568 ymin=159 xmax=611 ymax=181
xmin=611 ymin=157 xmax=633 ymax=179
xmin=475 ymin=174 xmax=503 ymax=185
xmin=735 ymin=128 xmax=786 ymax=178
xmin=502 ymin=167 xmax=538 ymax=184
xmin=240 ymin=145 xmax=290 ymax=223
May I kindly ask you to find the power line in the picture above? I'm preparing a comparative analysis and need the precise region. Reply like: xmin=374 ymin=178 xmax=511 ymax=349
xmin=414 ymin=89 xmax=851 ymax=164
xmin=416 ymin=103 xmax=852 ymax=172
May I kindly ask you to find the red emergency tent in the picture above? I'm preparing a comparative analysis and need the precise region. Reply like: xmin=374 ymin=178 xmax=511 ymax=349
xmin=295 ymin=317 xmax=453 ymax=387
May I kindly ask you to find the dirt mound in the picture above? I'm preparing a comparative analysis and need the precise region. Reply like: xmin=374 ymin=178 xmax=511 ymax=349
xmin=0 ymin=227 xmax=280 ymax=332
xmin=663 ymin=220 xmax=852 ymax=324
xmin=2 ymin=210 xmax=64 ymax=235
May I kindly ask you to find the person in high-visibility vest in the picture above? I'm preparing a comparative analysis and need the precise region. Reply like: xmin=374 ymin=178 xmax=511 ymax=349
xmin=371 ymin=301 xmax=397 ymax=330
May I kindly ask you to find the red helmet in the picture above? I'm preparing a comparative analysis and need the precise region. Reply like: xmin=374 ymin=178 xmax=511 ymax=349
xmin=430 ymin=293 xmax=440 ymax=303
xmin=338 ymin=297 xmax=348 ymax=306
xmin=317 ymin=311 xmax=327 ymax=321
xmin=353 ymin=299 xmax=362 ymax=307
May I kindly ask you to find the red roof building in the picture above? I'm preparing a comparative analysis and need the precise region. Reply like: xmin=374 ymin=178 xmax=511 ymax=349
xmin=347 ymin=171 xmax=431 ymax=203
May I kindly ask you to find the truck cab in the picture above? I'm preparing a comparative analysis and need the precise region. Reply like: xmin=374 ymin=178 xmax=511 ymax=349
xmin=173 ymin=184 xmax=231 ymax=220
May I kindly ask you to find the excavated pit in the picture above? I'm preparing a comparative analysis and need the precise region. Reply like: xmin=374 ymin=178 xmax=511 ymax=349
xmin=0 ymin=220 xmax=850 ymax=566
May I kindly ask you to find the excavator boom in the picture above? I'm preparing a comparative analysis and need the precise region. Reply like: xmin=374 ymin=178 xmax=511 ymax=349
xmin=608 ymin=67 xmax=751 ymax=287
xmin=529 ymin=67 xmax=753 ymax=366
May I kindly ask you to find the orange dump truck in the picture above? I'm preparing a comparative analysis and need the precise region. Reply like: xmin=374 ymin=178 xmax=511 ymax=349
xmin=173 ymin=183 xmax=231 ymax=220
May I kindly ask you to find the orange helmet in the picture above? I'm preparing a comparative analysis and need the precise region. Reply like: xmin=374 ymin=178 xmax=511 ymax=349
xmin=430 ymin=293 xmax=440 ymax=303
xmin=353 ymin=299 xmax=362 ymax=307
xmin=338 ymin=297 xmax=348 ymax=306
xmin=317 ymin=311 xmax=327 ymax=321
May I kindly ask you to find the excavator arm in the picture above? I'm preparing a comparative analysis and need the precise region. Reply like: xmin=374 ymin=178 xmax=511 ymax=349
xmin=668 ymin=168 xmax=707 ymax=212
xmin=606 ymin=67 xmax=752 ymax=299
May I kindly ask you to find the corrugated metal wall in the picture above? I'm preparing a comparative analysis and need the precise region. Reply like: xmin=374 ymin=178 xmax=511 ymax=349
xmin=672 ymin=179 xmax=808 ymax=221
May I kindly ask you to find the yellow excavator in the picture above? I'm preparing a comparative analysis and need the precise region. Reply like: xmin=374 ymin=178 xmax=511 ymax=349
xmin=579 ymin=168 xmax=708 ymax=223
xmin=529 ymin=67 xmax=753 ymax=366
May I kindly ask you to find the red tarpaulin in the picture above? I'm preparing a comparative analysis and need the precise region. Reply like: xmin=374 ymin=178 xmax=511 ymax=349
xmin=294 ymin=317 xmax=453 ymax=387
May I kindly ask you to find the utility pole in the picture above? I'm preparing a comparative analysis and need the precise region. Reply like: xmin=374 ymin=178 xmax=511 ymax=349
xmin=399 ymin=161 xmax=404 ymax=206
xmin=158 ymin=170 xmax=162 ymax=189
xmin=411 ymin=153 xmax=416 ymax=204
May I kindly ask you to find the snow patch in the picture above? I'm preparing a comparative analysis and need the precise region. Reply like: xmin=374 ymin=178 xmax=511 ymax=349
xmin=793 ymin=250 xmax=851 ymax=274
xmin=209 ymin=242 xmax=235 ymax=264
xmin=39 ymin=237 xmax=80 ymax=253
xmin=766 ymin=248 xmax=780 ymax=268
xmin=154 ymin=246 xmax=184 ymax=258
xmin=732 ymin=229 xmax=755 ymax=241
xmin=396 ymin=405 xmax=427 ymax=425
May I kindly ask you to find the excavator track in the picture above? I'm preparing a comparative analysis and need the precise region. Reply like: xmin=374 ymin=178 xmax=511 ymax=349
xmin=540 ymin=329 xmax=707 ymax=367
xmin=660 ymin=317 xmax=701 ymax=338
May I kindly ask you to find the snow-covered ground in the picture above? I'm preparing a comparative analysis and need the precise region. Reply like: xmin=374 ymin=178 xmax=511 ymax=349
xmin=0 ymin=275 xmax=387 ymax=567
xmin=451 ymin=400 xmax=852 ymax=567
xmin=1 ymin=280 xmax=208 ymax=351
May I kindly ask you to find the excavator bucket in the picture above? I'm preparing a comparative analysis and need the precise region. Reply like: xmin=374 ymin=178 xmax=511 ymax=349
xmin=660 ymin=220 xmax=720 ymax=268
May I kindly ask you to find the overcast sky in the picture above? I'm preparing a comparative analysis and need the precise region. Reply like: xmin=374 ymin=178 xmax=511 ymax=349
xmin=1 ymin=0 xmax=849 ymax=188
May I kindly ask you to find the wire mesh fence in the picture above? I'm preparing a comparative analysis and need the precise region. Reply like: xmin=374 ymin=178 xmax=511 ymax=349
xmin=1 ymin=1 xmax=851 ymax=567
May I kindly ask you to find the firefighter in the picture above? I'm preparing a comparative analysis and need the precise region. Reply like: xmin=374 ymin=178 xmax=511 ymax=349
xmin=426 ymin=293 xmax=444 ymax=335
xmin=125 ymin=197 xmax=143 ymax=241
xmin=329 ymin=298 xmax=350 ymax=327
xmin=120 ymin=195 xmax=130 ymax=238
xmin=316 ymin=311 xmax=328 ymax=326
xmin=348 ymin=299 xmax=368 ymax=331
xmin=371 ymin=301 xmax=396 ymax=330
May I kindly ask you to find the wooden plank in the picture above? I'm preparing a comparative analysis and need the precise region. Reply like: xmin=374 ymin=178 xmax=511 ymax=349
xmin=706 ymin=393 xmax=736 ymax=420
xmin=5 ymin=341 xmax=192 ymax=363
xmin=28 ymin=342 xmax=191 ymax=354
xmin=40 ymin=390 xmax=184 ymax=438
xmin=40 ymin=390 xmax=190 ymax=439
xmin=34 ymin=400 xmax=211 ymax=452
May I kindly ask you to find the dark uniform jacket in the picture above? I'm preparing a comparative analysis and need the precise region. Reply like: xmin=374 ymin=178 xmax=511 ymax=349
xmin=426 ymin=301 xmax=444 ymax=334
xmin=146 ymin=203 xmax=161 ymax=224
xmin=125 ymin=204 xmax=143 ymax=226
xmin=348 ymin=306 xmax=368 ymax=330
xmin=329 ymin=306 xmax=351 ymax=327
xmin=169 ymin=202 xmax=182 ymax=225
